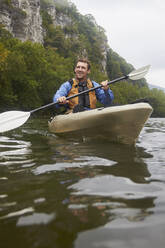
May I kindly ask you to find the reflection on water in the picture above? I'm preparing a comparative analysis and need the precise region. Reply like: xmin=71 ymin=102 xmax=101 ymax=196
xmin=17 ymin=212 xmax=56 ymax=226
xmin=0 ymin=118 xmax=165 ymax=248
xmin=68 ymin=174 xmax=160 ymax=199
xmin=0 ymin=136 xmax=33 ymax=168
xmin=33 ymin=156 xmax=116 ymax=175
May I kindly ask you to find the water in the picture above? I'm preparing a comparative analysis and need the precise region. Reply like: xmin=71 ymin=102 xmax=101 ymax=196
xmin=0 ymin=117 xmax=165 ymax=248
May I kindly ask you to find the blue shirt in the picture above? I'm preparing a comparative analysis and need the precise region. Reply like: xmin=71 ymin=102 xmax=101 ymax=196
xmin=53 ymin=80 xmax=114 ymax=109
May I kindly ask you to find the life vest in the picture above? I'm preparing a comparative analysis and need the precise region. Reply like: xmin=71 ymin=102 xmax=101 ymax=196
xmin=67 ymin=78 xmax=97 ymax=109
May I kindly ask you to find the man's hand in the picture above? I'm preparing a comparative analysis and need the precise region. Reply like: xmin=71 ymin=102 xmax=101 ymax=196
xmin=58 ymin=96 xmax=69 ymax=104
xmin=101 ymin=80 xmax=109 ymax=91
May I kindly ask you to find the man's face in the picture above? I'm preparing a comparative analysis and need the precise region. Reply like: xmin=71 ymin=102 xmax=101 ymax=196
xmin=74 ymin=62 xmax=90 ymax=81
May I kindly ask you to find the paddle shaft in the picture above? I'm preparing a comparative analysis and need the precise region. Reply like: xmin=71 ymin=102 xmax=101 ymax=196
xmin=31 ymin=75 xmax=127 ymax=114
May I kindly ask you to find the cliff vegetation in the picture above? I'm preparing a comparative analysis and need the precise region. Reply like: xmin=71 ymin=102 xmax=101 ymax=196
xmin=0 ymin=0 xmax=165 ymax=116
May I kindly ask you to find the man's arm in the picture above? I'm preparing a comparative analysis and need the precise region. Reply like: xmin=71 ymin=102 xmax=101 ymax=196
xmin=53 ymin=81 xmax=72 ymax=108
xmin=93 ymin=81 xmax=114 ymax=106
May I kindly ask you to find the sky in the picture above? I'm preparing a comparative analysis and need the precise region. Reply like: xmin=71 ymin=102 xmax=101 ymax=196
xmin=71 ymin=0 xmax=165 ymax=88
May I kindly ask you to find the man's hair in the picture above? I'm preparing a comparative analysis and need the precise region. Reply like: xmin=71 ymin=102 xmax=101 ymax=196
xmin=75 ymin=58 xmax=91 ymax=70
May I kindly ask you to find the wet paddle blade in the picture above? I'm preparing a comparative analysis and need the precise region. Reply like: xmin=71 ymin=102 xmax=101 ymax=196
xmin=0 ymin=111 xmax=30 ymax=133
xmin=128 ymin=65 xmax=151 ymax=80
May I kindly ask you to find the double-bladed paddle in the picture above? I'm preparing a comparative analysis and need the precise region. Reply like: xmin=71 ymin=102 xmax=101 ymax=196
xmin=0 ymin=65 xmax=150 ymax=133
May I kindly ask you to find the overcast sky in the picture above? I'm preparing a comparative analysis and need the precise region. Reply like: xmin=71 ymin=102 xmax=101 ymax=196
xmin=71 ymin=0 xmax=165 ymax=87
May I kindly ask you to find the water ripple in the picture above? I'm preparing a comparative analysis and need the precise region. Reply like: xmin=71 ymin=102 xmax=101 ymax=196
xmin=68 ymin=175 xmax=161 ymax=199
xmin=16 ymin=212 xmax=55 ymax=226
xmin=32 ymin=156 xmax=116 ymax=175
xmin=0 ymin=207 xmax=34 ymax=220
xmin=0 ymin=135 xmax=34 ymax=168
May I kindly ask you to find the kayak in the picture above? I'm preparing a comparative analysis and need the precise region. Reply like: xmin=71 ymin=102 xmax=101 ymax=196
xmin=48 ymin=102 xmax=153 ymax=145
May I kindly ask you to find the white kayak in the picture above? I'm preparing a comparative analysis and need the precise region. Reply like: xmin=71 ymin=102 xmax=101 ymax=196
xmin=48 ymin=102 xmax=153 ymax=145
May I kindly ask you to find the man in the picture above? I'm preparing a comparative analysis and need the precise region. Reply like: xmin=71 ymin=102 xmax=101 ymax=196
xmin=53 ymin=58 xmax=114 ymax=113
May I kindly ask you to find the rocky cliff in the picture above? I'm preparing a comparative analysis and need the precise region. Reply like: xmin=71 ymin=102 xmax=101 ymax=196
xmin=0 ymin=0 xmax=77 ymax=43
xmin=0 ymin=0 xmax=108 ymax=69
xmin=0 ymin=0 xmax=43 ymax=43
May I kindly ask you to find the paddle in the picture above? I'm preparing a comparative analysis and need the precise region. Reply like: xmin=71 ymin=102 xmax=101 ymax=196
xmin=0 ymin=65 xmax=150 ymax=133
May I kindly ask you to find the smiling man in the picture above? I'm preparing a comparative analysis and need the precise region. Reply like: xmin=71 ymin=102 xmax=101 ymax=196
xmin=53 ymin=58 xmax=114 ymax=113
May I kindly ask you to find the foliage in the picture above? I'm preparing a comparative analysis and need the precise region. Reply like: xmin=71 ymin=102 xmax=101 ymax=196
xmin=110 ymin=83 xmax=165 ymax=117
xmin=0 ymin=27 xmax=74 ymax=112
xmin=1 ymin=0 xmax=12 ymax=6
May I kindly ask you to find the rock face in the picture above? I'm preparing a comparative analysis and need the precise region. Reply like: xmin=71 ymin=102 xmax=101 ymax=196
xmin=45 ymin=1 xmax=73 ymax=28
xmin=0 ymin=0 xmax=73 ymax=43
xmin=0 ymin=0 xmax=43 ymax=43
xmin=0 ymin=0 xmax=108 ymax=70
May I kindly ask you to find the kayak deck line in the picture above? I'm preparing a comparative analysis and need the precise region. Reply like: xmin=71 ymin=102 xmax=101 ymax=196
xmin=48 ymin=102 xmax=153 ymax=145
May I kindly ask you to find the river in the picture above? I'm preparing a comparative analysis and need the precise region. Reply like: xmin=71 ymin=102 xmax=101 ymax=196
xmin=0 ymin=117 xmax=165 ymax=248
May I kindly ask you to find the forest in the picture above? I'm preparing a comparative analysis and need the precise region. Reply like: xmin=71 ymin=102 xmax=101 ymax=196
xmin=0 ymin=0 xmax=165 ymax=116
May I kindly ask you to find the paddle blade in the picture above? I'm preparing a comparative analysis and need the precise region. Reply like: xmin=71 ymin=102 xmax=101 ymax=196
xmin=128 ymin=65 xmax=151 ymax=80
xmin=0 ymin=111 xmax=30 ymax=133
